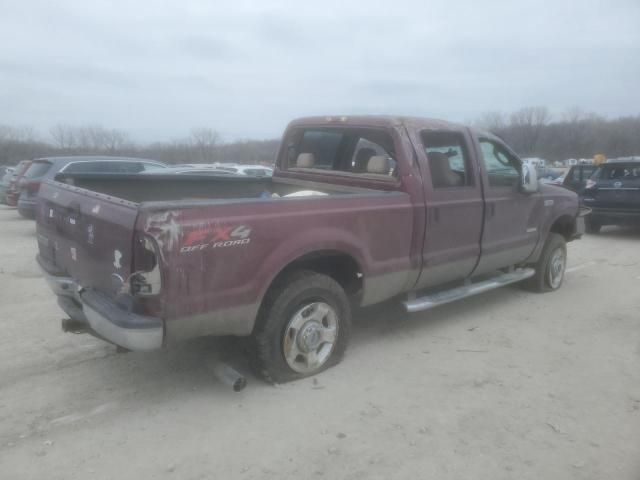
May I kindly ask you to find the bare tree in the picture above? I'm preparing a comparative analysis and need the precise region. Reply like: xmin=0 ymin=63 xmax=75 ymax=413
xmin=475 ymin=111 xmax=506 ymax=133
xmin=49 ymin=124 xmax=77 ymax=150
xmin=190 ymin=127 xmax=221 ymax=162
xmin=507 ymin=106 xmax=551 ymax=154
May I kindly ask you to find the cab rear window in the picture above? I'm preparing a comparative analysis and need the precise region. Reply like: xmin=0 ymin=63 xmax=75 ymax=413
xmin=285 ymin=127 xmax=397 ymax=178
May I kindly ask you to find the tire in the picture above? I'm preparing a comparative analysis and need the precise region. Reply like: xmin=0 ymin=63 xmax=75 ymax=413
xmin=249 ymin=270 xmax=351 ymax=383
xmin=526 ymin=233 xmax=567 ymax=293
xmin=585 ymin=218 xmax=601 ymax=234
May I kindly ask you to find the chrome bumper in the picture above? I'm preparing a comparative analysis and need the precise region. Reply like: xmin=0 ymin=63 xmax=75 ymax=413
xmin=38 ymin=259 xmax=163 ymax=351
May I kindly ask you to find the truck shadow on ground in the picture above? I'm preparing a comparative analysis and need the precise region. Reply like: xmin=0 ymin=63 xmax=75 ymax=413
xmin=51 ymin=285 xmax=518 ymax=398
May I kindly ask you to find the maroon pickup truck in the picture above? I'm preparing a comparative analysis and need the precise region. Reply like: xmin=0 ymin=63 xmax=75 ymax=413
xmin=36 ymin=116 xmax=584 ymax=382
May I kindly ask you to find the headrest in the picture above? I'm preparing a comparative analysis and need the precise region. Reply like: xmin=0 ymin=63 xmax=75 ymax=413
xmin=296 ymin=153 xmax=315 ymax=168
xmin=428 ymin=151 xmax=450 ymax=166
xmin=367 ymin=155 xmax=391 ymax=174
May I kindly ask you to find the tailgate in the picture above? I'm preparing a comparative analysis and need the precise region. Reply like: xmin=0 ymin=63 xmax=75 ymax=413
xmin=36 ymin=180 xmax=139 ymax=298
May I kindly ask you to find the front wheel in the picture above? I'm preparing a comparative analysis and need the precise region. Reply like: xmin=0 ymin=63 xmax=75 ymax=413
xmin=249 ymin=270 xmax=351 ymax=383
xmin=526 ymin=233 xmax=567 ymax=293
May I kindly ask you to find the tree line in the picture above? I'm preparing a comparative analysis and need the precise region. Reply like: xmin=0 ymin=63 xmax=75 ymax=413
xmin=1 ymin=108 xmax=639 ymax=166
xmin=474 ymin=107 xmax=640 ymax=161
xmin=0 ymin=125 xmax=279 ymax=166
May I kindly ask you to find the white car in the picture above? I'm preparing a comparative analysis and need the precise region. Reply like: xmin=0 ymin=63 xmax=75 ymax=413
xmin=213 ymin=165 xmax=273 ymax=177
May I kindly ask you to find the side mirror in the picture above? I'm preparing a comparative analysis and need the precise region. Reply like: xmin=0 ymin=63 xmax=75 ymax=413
xmin=521 ymin=163 xmax=538 ymax=193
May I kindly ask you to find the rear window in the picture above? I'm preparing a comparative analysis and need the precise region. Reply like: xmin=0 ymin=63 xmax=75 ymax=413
xmin=285 ymin=127 xmax=397 ymax=178
xmin=24 ymin=161 xmax=52 ymax=178
xmin=15 ymin=161 xmax=31 ymax=175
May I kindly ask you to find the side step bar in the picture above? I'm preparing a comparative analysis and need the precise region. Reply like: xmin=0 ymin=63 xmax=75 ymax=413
xmin=403 ymin=268 xmax=535 ymax=313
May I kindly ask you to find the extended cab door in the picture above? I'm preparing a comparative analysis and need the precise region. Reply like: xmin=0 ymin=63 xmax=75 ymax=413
xmin=473 ymin=136 xmax=540 ymax=274
xmin=409 ymin=128 xmax=484 ymax=289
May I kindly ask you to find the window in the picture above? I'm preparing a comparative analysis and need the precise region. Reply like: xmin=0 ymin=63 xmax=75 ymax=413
xmin=24 ymin=161 xmax=52 ymax=178
xmin=286 ymin=127 xmax=397 ymax=178
xmin=479 ymin=139 xmax=521 ymax=188
xmin=600 ymin=165 xmax=640 ymax=180
xmin=422 ymin=131 xmax=473 ymax=188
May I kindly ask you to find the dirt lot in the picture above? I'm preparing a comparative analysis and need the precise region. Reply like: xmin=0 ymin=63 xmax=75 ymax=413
xmin=0 ymin=205 xmax=639 ymax=480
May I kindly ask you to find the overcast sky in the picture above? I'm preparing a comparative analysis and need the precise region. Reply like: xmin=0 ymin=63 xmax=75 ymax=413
xmin=1 ymin=0 xmax=639 ymax=142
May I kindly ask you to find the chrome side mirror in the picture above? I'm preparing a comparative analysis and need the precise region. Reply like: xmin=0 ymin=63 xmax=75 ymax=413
xmin=521 ymin=163 xmax=538 ymax=193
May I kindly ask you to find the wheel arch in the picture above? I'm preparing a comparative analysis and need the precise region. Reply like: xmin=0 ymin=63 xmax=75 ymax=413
xmin=262 ymin=249 xmax=364 ymax=303
xmin=549 ymin=214 xmax=576 ymax=241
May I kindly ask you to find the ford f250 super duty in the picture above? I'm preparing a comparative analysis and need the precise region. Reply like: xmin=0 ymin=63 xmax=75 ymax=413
xmin=35 ymin=116 xmax=584 ymax=382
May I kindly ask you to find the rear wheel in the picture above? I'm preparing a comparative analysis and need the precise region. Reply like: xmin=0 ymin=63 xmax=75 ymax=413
xmin=526 ymin=233 xmax=567 ymax=293
xmin=249 ymin=270 xmax=351 ymax=383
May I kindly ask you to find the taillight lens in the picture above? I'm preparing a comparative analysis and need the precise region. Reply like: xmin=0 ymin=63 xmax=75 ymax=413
xmin=130 ymin=235 xmax=161 ymax=296
xmin=26 ymin=181 xmax=41 ymax=194
xmin=585 ymin=179 xmax=596 ymax=189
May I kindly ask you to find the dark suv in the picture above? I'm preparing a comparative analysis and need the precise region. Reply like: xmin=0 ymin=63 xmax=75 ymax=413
xmin=582 ymin=161 xmax=640 ymax=232
xmin=17 ymin=156 xmax=166 ymax=218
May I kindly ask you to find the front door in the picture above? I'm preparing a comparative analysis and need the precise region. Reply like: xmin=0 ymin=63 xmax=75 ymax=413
xmin=473 ymin=137 xmax=540 ymax=274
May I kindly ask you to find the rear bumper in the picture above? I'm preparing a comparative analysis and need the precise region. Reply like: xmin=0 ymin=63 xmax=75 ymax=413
xmin=17 ymin=196 xmax=36 ymax=219
xmin=37 ymin=255 xmax=163 ymax=351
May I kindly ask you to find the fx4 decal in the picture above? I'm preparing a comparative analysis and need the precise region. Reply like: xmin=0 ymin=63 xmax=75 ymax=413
xmin=180 ymin=225 xmax=251 ymax=253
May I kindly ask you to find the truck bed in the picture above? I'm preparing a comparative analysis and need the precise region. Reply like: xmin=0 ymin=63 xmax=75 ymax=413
xmin=53 ymin=172 xmax=365 ymax=204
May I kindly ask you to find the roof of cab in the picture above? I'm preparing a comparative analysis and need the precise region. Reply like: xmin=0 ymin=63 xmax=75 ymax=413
xmin=287 ymin=115 xmax=468 ymax=132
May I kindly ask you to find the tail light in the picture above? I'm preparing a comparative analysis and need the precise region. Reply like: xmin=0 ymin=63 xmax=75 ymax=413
xmin=585 ymin=179 xmax=596 ymax=190
xmin=130 ymin=235 xmax=161 ymax=296
xmin=25 ymin=181 xmax=41 ymax=194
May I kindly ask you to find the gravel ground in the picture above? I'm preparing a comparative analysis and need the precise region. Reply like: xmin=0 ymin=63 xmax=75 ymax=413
xmin=0 ymin=205 xmax=639 ymax=480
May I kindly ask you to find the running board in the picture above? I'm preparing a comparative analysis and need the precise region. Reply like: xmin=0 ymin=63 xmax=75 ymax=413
xmin=403 ymin=268 xmax=536 ymax=313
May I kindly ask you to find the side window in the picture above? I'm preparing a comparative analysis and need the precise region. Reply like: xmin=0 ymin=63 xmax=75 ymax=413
xmin=479 ymin=139 xmax=521 ymax=188
xmin=422 ymin=131 xmax=473 ymax=188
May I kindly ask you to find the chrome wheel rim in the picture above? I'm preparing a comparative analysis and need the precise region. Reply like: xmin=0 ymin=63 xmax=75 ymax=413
xmin=548 ymin=248 xmax=566 ymax=289
xmin=283 ymin=302 xmax=338 ymax=374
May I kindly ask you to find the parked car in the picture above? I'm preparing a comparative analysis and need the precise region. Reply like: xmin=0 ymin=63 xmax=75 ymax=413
xmin=5 ymin=160 xmax=32 ymax=206
xmin=0 ymin=166 xmax=15 ymax=203
xmin=582 ymin=161 xmax=640 ymax=232
xmin=213 ymin=164 xmax=274 ymax=177
xmin=561 ymin=164 xmax=597 ymax=194
xmin=36 ymin=115 xmax=583 ymax=382
xmin=17 ymin=156 xmax=166 ymax=218
xmin=140 ymin=167 xmax=238 ymax=175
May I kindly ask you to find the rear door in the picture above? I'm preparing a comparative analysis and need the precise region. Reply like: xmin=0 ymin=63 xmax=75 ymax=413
xmin=473 ymin=137 xmax=540 ymax=274
xmin=590 ymin=164 xmax=640 ymax=208
xmin=409 ymin=128 xmax=484 ymax=289
xmin=37 ymin=181 xmax=139 ymax=298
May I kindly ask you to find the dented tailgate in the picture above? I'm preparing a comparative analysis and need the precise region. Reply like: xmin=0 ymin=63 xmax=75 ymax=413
xmin=36 ymin=180 xmax=139 ymax=297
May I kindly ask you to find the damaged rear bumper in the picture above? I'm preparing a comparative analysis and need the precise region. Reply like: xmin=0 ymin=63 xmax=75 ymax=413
xmin=37 ymin=255 xmax=163 ymax=351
